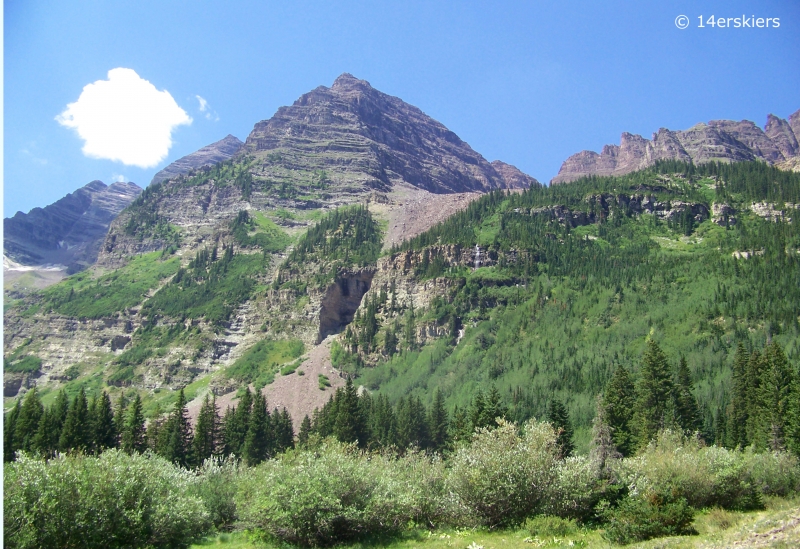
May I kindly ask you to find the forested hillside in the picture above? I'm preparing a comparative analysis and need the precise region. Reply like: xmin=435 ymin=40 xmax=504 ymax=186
xmin=334 ymin=161 xmax=800 ymax=449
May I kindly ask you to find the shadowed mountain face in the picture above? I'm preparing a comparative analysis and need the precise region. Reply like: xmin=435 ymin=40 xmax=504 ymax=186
xmin=150 ymin=134 xmax=244 ymax=186
xmin=4 ymin=181 xmax=142 ymax=271
xmin=245 ymin=73 xmax=539 ymax=193
xmin=551 ymin=109 xmax=800 ymax=184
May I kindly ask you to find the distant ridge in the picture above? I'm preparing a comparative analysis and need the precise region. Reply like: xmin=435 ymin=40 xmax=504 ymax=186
xmin=150 ymin=134 xmax=244 ymax=186
xmin=4 ymin=180 xmax=142 ymax=271
xmin=551 ymin=109 xmax=800 ymax=184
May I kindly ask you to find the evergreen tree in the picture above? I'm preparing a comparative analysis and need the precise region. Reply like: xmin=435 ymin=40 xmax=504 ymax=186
xmin=298 ymin=415 xmax=313 ymax=447
xmin=469 ymin=390 xmax=487 ymax=430
xmin=367 ymin=394 xmax=396 ymax=448
xmin=548 ymin=398 xmax=574 ymax=457
xmin=449 ymin=404 xmax=472 ymax=444
xmin=602 ymin=365 xmax=636 ymax=456
xmin=159 ymin=389 xmax=193 ymax=467
xmin=759 ymin=342 xmax=794 ymax=451
xmin=32 ymin=390 xmax=69 ymax=457
xmin=744 ymin=351 xmax=769 ymax=449
xmin=478 ymin=385 xmax=508 ymax=429
xmin=121 ymin=394 xmax=146 ymax=454
xmin=396 ymin=395 xmax=430 ymax=449
xmin=15 ymin=387 xmax=44 ymax=454
xmin=275 ymin=408 xmax=295 ymax=453
xmin=225 ymin=388 xmax=253 ymax=457
xmin=242 ymin=390 xmax=270 ymax=466
xmin=146 ymin=405 xmax=164 ymax=452
xmin=4 ymin=400 xmax=22 ymax=462
xmin=112 ymin=393 xmax=129 ymax=447
xmin=674 ymin=356 xmax=701 ymax=435
xmin=91 ymin=391 xmax=117 ymax=453
xmin=726 ymin=342 xmax=750 ymax=448
xmin=590 ymin=396 xmax=621 ymax=475
xmin=59 ymin=387 xmax=90 ymax=453
xmin=427 ymin=388 xmax=450 ymax=452
xmin=333 ymin=379 xmax=367 ymax=445
xmin=192 ymin=393 xmax=220 ymax=463
xmin=404 ymin=303 xmax=417 ymax=351
xmin=632 ymin=339 xmax=675 ymax=449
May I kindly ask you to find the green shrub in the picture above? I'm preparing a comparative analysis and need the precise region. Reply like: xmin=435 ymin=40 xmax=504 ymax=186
xmin=614 ymin=430 xmax=774 ymax=511
xmin=545 ymin=455 xmax=602 ymax=521
xmin=446 ymin=420 xmax=560 ymax=527
xmin=525 ymin=515 xmax=578 ymax=537
xmin=742 ymin=448 xmax=800 ymax=497
xmin=4 ymin=450 xmax=211 ymax=549
xmin=602 ymin=492 xmax=696 ymax=545
xmin=236 ymin=441 xmax=440 ymax=546
xmin=192 ymin=456 xmax=240 ymax=531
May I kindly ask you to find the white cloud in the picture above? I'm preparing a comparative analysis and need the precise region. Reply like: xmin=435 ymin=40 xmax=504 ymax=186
xmin=56 ymin=68 xmax=192 ymax=168
xmin=195 ymin=94 xmax=218 ymax=121
xmin=112 ymin=174 xmax=126 ymax=183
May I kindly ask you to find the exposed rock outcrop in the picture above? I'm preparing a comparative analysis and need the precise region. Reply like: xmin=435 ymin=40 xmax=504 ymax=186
xmin=4 ymin=180 xmax=142 ymax=271
xmin=150 ymin=134 xmax=244 ymax=186
xmin=246 ymin=73 xmax=539 ymax=194
xmin=552 ymin=109 xmax=800 ymax=184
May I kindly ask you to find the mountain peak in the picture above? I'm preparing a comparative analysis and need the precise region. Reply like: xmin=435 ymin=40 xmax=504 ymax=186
xmin=331 ymin=73 xmax=371 ymax=90
xmin=245 ymin=77 xmax=538 ymax=194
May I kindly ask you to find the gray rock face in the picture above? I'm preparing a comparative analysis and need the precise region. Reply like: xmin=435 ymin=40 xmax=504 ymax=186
xmin=552 ymin=109 xmax=800 ymax=184
xmin=150 ymin=134 xmax=244 ymax=186
xmin=246 ymin=73 xmax=539 ymax=193
xmin=4 ymin=181 xmax=142 ymax=271
xmin=490 ymin=160 xmax=541 ymax=189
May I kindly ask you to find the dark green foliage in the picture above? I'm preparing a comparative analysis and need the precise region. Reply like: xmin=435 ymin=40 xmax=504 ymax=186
xmin=632 ymin=339 xmax=676 ymax=449
xmin=192 ymin=394 xmax=220 ymax=463
xmin=277 ymin=205 xmax=382 ymax=288
xmin=548 ymin=398 xmax=574 ymax=457
xmin=90 ymin=391 xmax=116 ymax=453
xmin=602 ymin=493 xmax=696 ymax=545
xmin=14 ymin=388 xmax=43 ymax=455
xmin=332 ymin=379 xmax=369 ymax=446
xmin=602 ymin=366 xmax=636 ymax=457
xmin=121 ymin=394 xmax=146 ymax=455
xmin=298 ymin=415 xmax=312 ymax=446
xmin=726 ymin=342 xmax=750 ymax=448
xmin=674 ymin=356 xmax=701 ymax=434
xmin=223 ymin=388 xmax=253 ymax=457
xmin=428 ymin=389 xmax=450 ymax=452
xmin=59 ymin=388 xmax=90 ymax=453
xmin=157 ymin=389 xmax=193 ymax=467
xmin=242 ymin=390 xmax=271 ymax=466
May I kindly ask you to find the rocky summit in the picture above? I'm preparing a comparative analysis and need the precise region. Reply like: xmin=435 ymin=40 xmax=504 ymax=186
xmin=244 ymin=73 xmax=539 ymax=193
xmin=551 ymin=109 xmax=800 ymax=184
xmin=3 ymin=180 xmax=142 ymax=271
xmin=150 ymin=134 xmax=244 ymax=186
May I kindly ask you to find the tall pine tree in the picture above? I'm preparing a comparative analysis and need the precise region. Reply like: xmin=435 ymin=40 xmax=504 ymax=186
xmin=632 ymin=339 xmax=675 ymax=449
xmin=602 ymin=365 xmax=636 ymax=456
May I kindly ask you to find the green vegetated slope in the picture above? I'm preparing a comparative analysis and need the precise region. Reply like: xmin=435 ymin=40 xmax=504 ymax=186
xmin=344 ymin=161 xmax=800 ymax=449
xmin=28 ymin=251 xmax=181 ymax=319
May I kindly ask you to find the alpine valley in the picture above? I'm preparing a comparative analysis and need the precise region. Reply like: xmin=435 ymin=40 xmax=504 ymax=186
xmin=4 ymin=72 xmax=800 ymax=456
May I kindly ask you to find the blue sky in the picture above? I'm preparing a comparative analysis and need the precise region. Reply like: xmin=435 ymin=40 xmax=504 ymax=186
xmin=4 ymin=0 xmax=799 ymax=217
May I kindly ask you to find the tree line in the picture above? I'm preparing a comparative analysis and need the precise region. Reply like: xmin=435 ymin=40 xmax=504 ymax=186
xmin=597 ymin=338 xmax=800 ymax=458
xmin=4 ymin=386 xmax=295 ymax=468
xmin=300 ymin=378 xmax=576 ymax=457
